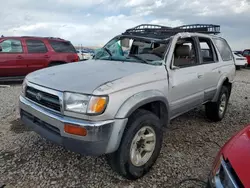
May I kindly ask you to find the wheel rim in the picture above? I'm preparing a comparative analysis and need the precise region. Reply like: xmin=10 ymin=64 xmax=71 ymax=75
xmin=219 ymin=93 xmax=227 ymax=116
xmin=130 ymin=126 xmax=156 ymax=167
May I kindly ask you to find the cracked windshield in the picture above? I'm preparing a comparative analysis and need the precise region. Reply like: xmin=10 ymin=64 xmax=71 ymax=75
xmin=94 ymin=37 xmax=169 ymax=65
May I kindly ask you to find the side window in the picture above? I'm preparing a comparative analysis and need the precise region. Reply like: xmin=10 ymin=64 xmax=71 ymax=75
xmin=0 ymin=39 xmax=23 ymax=53
xmin=212 ymin=38 xmax=233 ymax=61
xmin=198 ymin=38 xmax=218 ymax=63
xmin=26 ymin=40 xmax=47 ymax=53
xmin=173 ymin=37 xmax=198 ymax=68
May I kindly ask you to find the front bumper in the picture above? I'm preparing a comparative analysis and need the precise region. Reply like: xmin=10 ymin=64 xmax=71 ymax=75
xmin=19 ymin=96 xmax=127 ymax=155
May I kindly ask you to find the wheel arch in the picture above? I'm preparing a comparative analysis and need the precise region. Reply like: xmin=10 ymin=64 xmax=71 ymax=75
xmin=115 ymin=90 xmax=170 ymax=127
xmin=212 ymin=76 xmax=232 ymax=102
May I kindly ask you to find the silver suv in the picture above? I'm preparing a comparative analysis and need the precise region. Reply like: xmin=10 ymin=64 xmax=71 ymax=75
xmin=19 ymin=24 xmax=235 ymax=179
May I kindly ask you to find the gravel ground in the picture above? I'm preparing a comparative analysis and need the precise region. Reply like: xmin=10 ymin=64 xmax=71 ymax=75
xmin=0 ymin=69 xmax=250 ymax=188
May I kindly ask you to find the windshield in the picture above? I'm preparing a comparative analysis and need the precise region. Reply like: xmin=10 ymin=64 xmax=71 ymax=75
xmin=94 ymin=36 xmax=169 ymax=65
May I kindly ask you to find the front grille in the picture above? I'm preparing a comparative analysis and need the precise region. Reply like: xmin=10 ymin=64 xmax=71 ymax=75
xmin=21 ymin=110 xmax=60 ymax=135
xmin=25 ymin=86 xmax=61 ymax=112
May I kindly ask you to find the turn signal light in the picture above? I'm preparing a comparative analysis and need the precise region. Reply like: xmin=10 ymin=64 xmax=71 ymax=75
xmin=64 ymin=124 xmax=87 ymax=136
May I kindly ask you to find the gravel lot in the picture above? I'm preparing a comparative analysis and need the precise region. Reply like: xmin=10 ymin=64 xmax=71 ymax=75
xmin=0 ymin=69 xmax=250 ymax=188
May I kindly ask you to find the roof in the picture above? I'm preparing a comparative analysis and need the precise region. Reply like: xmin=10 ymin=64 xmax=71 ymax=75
xmin=122 ymin=24 xmax=220 ymax=39
xmin=0 ymin=36 xmax=66 ymax=41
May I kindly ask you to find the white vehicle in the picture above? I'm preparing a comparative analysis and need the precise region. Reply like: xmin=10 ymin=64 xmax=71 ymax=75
xmin=77 ymin=49 xmax=94 ymax=60
xmin=233 ymin=51 xmax=248 ymax=70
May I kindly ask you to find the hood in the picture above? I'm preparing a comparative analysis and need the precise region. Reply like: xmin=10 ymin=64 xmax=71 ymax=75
xmin=26 ymin=60 xmax=157 ymax=94
xmin=222 ymin=125 xmax=250 ymax=187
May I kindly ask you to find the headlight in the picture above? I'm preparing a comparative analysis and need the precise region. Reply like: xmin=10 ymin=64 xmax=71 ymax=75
xmin=212 ymin=155 xmax=223 ymax=177
xmin=64 ymin=92 xmax=108 ymax=114
xmin=209 ymin=155 xmax=240 ymax=188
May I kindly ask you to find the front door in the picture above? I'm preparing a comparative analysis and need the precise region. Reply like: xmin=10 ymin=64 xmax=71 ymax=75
xmin=0 ymin=39 xmax=27 ymax=77
xmin=168 ymin=36 xmax=204 ymax=118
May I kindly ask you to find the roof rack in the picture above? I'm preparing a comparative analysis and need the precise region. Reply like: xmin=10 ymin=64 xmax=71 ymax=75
xmin=20 ymin=36 xmax=64 ymax=40
xmin=122 ymin=24 xmax=220 ymax=39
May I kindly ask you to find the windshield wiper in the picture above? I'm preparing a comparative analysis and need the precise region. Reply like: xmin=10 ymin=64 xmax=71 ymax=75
xmin=129 ymin=55 xmax=148 ymax=64
xmin=103 ymin=47 xmax=112 ymax=57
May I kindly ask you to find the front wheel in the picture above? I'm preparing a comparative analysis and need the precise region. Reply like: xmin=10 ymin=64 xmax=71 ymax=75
xmin=205 ymin=86 xmax=229 ymax=122
xmin=236 ymin=65 xmax=241 ymax=70
xmin=106 ymin=109 xmax=163 ymax=180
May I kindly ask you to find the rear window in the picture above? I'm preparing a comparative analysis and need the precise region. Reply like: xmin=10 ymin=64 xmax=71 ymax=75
xmin=49 ymin=40 xmax=76 ymax=53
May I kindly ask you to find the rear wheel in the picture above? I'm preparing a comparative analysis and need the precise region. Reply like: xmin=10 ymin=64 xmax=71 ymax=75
xmin=106 ymin=109 xmax=163 ymax=180
xmin=236 ymin=65 xmax=241 ymax=70
xmin=205 ymin=86 xmax=229 ymax=122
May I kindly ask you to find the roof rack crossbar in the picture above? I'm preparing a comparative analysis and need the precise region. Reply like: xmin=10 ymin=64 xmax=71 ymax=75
xmin=122 ymin=24 xmax=220 ymax=39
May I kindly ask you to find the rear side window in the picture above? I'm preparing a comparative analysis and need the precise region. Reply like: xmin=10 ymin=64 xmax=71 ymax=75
xmin=213 ymin=38 xmax=233 ymax=61
xmin=49 ymin=40 xmax=76 ymax=53
xmin=26 ymin=40 xmax=47 ymax=53
xmin=0 ymin=39 xmax=23 ymax=53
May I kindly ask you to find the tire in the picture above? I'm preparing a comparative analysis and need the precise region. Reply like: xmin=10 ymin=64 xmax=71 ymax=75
xmin=236 ymin=65 xmax=240 ymax=70
xmin=205 ymin=86 xmax=229 ymax=122
xmin=48 ymin=62 xmax=63 ymax=67
xmin=106 ymin=109 xmax=163 ymax=180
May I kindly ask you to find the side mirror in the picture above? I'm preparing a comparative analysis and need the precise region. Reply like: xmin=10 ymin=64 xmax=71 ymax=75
xmin=0 ymin=46 xmax=2 ymax=52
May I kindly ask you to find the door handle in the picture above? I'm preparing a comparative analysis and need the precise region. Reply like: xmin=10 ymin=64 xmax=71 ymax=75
xmin=16 ymin=55 xmax=23 ymax=59
xmin=197 ymin=74 xmax=203 ymax=79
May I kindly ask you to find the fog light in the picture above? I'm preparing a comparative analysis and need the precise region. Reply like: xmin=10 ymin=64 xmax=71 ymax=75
xmin=64 ymin=124 xmax=87 ymax=136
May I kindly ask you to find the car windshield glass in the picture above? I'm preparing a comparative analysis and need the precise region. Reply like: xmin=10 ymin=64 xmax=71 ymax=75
xmin=94 ymin=36 xmax=169 ymax=65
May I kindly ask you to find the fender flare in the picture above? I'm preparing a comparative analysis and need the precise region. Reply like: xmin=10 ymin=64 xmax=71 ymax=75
xmin=115 ymin=90 xmax=170 ymax=123
xmin=212 ymin=75 xmax=231 ymax=102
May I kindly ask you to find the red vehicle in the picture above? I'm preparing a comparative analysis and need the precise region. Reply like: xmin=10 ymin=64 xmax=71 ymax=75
xmin=208 ymin=124 xmax=250 ymax=187
xmin=0 ymin=36 xmax=79 ymax=80
xmin=242 ymin=49 xmax=250 ymax=65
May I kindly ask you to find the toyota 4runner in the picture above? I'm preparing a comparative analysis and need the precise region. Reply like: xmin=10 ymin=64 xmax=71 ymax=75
xmin=19 ymin=24 xmax=235 ymax=179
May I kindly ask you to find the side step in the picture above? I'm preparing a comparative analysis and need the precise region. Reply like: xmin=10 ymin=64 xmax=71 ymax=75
xmin=0 ymin=76 xmax=25 ymax=83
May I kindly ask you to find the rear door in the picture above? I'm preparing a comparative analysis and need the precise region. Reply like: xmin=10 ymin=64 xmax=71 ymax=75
xmin=0 ymin=38 xmax=27 ymax=77
xmin=23 ymin=39 xmax=49 ymax=73
xmin=196 ymin=37 xmax=221 ymax=102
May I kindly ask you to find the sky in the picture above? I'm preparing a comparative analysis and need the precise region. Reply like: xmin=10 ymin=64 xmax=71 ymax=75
xmin=1 ymin=0 xmax=250 ymax=50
